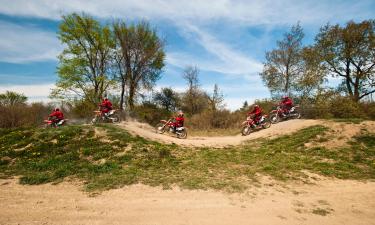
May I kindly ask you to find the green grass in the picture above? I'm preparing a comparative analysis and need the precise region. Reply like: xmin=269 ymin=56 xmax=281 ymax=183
xmin=189 ymin=128 xmax=240 ymax=137
xmin=0 ymin=124 xmax=374 ymax=192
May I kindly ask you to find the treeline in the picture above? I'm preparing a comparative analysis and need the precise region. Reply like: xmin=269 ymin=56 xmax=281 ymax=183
xmin=260 ymin=20 xmax=375 ymax=119
xmin=0 ymin=91 xmax=53 ymax=128
xmin=49 ymin=13 xmax=246 ymax=128
xmin=1 ymin=14 xmax=374 ymax=129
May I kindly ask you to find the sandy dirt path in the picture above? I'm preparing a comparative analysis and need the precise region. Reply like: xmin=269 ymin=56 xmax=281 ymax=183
xmin=1 ymin=177 xmax=374 ymax=225
xmin=117 ymin=119 xmax=322 ymax=147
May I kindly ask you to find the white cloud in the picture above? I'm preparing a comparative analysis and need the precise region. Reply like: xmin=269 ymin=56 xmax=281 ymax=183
xmin=0 ymin=21 xmax=61 ymax=63
xmin=0 ymin=0 xmax=373 ymax=25
xmin=0 ymin=83 xmax=55 ymax=101
xmin=166 ymin=24 xmax=263 ymax=81
xmin=179 ymin=23 xmax=262 ymax=73
xmin=224 ymin=97 xmax=259 ymax=111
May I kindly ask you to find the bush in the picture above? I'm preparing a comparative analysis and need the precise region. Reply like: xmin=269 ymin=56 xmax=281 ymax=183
xmin=70 ymin=99 xmax=97 ymax=118
xmin=330 ymin=96 xmax=365 ymax=118
xmin=133 ymin=102 xmax=171 ymax=126
xmin=0 ymin=103 xmax=51 ymax=128
xmin=189 ymin=109 xmax=244 ymax=130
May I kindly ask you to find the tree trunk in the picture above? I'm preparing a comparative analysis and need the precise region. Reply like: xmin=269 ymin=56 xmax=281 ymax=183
xmin=128 ymin=83 xmax=135 ymax=111
xmin=285 ymin=64 xmax=290 ymax=94
xmin=119 ymin=78 xmax=125 ymax=111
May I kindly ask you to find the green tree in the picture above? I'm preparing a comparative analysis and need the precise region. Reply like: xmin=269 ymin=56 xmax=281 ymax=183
xmin=240 ymin=101 xmax=249 ymax=111
xmin=51 ymin=13 xmax=115 ymax=104
xmin=154 ymin=87 xmax=180 ymax=111
xmin=315 ymin=20 xmax=375 ymax=102
xmin=296 ymin=46 xmax=327 ymax=100
xmin=113 ymin=21 xmax=165 ymax=110
xmin=0 ymin=91 xmax=27 ymax=107
xmin=260 ymin=23 xmax=304 ymax=96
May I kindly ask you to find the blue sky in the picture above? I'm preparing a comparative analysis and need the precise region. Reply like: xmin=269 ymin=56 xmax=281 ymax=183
xmin=0 ymin=0 xmax=374 ymax=110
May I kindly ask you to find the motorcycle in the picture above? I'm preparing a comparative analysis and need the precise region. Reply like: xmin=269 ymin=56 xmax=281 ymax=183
xmin=155 ymin=118 xmax=187 ymax=139
xmin=44 ymin=117 xmax=67 ymax=128
xmin=269 ymin=105 xmax=301 ymax=124
xmin=91 ymin=109 xmax=121 ymax=124
xmin=241 ymin=115 xmax=271 ymax=136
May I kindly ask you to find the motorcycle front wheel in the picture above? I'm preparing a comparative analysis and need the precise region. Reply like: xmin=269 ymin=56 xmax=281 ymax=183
xmin=91 ymin=116 xmax=99 ymax=125
xmin=293 ymin=112 xmax=301 ymax=119
xmin=177 ymin=129 xmax=187 ymax=139
xmin=155 ymin=123 xmax=166 ymax=134
xmin=241 ymin=125 xmax=252 ymax=136
xmin=261 ymin=119 xmax=271 ymax=129
xmin=110 ymin=114 xmax=121 ymax=123
xmin=270 ymin=114 xmax=279 ymax=124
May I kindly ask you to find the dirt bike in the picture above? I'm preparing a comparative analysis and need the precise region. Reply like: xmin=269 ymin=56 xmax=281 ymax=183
xmin=91 ymin=109 xmax=121 ymax=124
xmin=155 ymin=118 xmax=187 ymax=139
xmin=269 ymin=105 xmax=301 ymax=124
xmin=241 ymin=115 xmax=271 ymax=136
xmin=44 ymin=117 xmax=67 ymax=128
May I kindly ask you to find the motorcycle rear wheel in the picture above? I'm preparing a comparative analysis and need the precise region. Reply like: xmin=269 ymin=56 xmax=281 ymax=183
xmin=156 ymin=123 xmax=166 ymax=134
xmin=241 ymin=125 xmax=252 ymax=136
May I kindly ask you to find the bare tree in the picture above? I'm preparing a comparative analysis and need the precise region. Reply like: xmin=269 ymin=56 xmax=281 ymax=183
xmin=208 ymin=84 xmax=225 ymax=111
xmin=181 ymin=66 xmax=204 ymax=115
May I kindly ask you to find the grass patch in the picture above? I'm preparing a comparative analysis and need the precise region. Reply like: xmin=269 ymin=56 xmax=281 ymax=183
xmin=0 ymin=124 xmax=374 ymax=192
xmin=312 ymin=207 xmax=334 ymax=216
xmin=189 ymin=128 xmax=240 ymax=137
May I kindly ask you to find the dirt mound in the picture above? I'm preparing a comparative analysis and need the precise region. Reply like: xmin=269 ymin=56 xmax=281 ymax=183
xmin=117 ymin=119 xmax=322 ymax=147
xmin=1 ymin=177 xmax=374 ymax=225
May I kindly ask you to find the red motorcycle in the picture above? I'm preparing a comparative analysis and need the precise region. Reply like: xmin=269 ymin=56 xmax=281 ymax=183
xmin=91 ymin=109 xmax=120 ymax=124
xmin=241 ymin=115 xmax=271 ymax=136
xmin=44 ymin=117 xmax=67 ymax=128
xmin=269 ymin=105 xmax=301 ymax=124
xmin=155 ymin=118 xmax=187 ymax=139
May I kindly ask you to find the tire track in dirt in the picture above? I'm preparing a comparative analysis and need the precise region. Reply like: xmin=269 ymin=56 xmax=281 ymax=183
xmin=117 ymin=119 xmax=322 ymax=147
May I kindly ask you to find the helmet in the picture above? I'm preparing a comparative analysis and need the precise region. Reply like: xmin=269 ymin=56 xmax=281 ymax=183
xmin=178 ymin=110 xmax=184 ymax=116
xmin=104 ymin=97 xmax=108 ymax=101
xmin=282 ymin=95 xmax=288 ymax=99
xmin=254 ymin=104 xmax=259 ymax=109
xmin=54 ymin=107 xmax=60 ymax=111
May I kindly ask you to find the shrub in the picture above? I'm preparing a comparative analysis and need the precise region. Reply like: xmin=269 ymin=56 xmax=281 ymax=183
xmin=330 ymin=96 xmax=365 ymax=118
xmin=133 ymin=102 xmax=171 ymax=126
xmin=0 ymin=103 xmax=51 ymax=128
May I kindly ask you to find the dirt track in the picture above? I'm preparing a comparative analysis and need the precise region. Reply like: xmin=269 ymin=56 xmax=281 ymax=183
xmin=117 ymin=119 xmax=322 ymax=147
xmin=1 ymin=120 xmax=374 ymax=225
xmin=1 ymin=177 xmax=374 ymax=225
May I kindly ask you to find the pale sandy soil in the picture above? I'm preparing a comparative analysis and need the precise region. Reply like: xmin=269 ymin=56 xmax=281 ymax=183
xmin=117 ymin=119 xmax=321 ymax=147
xmin=1 ymin=119 xmax=374 ymax=225
xmin=0 ymin=177 xmax=374 ymax=225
